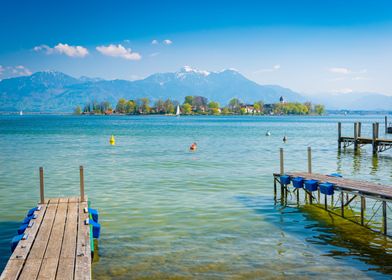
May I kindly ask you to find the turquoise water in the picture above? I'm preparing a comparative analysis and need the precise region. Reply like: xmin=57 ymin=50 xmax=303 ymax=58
xmin=0 ymin=115 xmax=392 ymax=279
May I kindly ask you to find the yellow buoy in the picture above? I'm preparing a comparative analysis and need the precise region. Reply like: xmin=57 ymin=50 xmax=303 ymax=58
xmin=109 ymin=135 xmax=115 ymax=145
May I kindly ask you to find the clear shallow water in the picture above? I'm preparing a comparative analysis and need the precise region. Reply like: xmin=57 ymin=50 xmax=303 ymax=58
xmin=0 ymin=115 xmax=392 ymax=279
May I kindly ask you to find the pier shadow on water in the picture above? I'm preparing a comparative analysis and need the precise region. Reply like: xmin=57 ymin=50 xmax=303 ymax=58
xmin=235 ymin=195 xmax=392 ymax=278
xmin=0 ymin=221 xmax=19 ymax=272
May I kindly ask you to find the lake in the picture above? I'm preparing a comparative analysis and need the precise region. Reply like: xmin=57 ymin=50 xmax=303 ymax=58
xmin=0 ymin=115 xmax=391 ymax=279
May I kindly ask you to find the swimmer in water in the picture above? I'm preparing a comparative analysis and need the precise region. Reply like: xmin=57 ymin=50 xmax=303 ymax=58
xmin=190 ymin=142 xmax=197 ymax=151
xmin=283 ymin=136 xmax=287 ymax=143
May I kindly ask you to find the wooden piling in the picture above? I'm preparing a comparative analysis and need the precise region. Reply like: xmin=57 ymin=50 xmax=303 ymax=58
xmin=273 ymin=178 xmax=277 ymax=201
xmin=383 ymin=201 xmax=387 ymax=235
xmin=80 ymin=166 xmax=85 ymax=202
xmin=386 ymin=116 xmax=388 ymax=134
xmin=341 ymin=191 xmax=344 ymax=217
xmin=324 ymin=194 xmax=327 ymax=210
xmin=39 ymin=167 xmax=44 ymax=204
xmin=279 ymin=148 xmax=284 ymax=175
xmin=372 ymin=123 xmax=378 ymax=154
xmin=354 ymin=122 xmax=358 ymax=151
xmin=338 ymin=122 xmax=342 ymax=149
xmin=360 ymin=196 xmax=365 ymax=226
xmin=358 ymin=122 xmax=362 ymax=138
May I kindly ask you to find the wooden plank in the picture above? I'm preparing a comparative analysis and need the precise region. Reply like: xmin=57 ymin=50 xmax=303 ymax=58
xmin=0 ymin=260 xmax=25 ymax=280
xmin=18 ymin=200 xmax=59 ymax=280
xmin=74 ymin=201 xmax=91 ymax=280
xmin=37 ymin=201 xmax=68 ymax=279
xmin=11 ymin=204 xmax=48 ymax=260
xmin=56 ymin=202 xmax=78 ymax=279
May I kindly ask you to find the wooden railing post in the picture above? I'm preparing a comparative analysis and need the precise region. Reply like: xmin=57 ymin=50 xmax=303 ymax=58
xmin=338 ymin=122 xmax=342 ymax=149
xmin=280 ymin=148 xmax=284 ymax=175
xmin=386 ymin=116 xmax=388 ymax=134
xmin=80 ymin=166 xmax=85 ymax=202
xmin=354 ymin=122 xmax=358 ymax=151
xmin=39 ymin=167 xmax=45 ymax=204
xmin=358 ymin=122 xmax=362 ymax=138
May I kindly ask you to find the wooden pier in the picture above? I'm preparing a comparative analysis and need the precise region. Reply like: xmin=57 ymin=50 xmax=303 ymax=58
xmin=274 ymin=148 xmax=392 ymax=236
xmin=338 ymin=121 xmax=392 ymax=153
xmin=0 ymin=167 xmax=93 ymax=280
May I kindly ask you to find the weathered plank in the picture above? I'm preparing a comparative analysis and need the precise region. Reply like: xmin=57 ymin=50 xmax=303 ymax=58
xmin=56 ymin=202 xmax=78 ymax=279
xmin=74 ymin=201 xmax=91 ymax=280
xmin=0 ymin=260 xmax=25 ymax=280
xmin=18 ymin=199 xmax=59 ymax=280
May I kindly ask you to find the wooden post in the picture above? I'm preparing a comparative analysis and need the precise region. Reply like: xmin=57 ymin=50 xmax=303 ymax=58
xmin=274 ymin=178 xmax=277 ymax=201
xmin=386 ymin=116 xmax=388 ymax=134
xmin=358 ymin=122 xmax=362 ymax=138
xmin=296 ymin=189 xmax=300 ymax=205
xmin=39 ymin=167 xmax=44 ymax=204
xmin=354 ymin=122 xmax=358 ymax=151
xmin=383 ymin=201 xmax=387 ymax=235
xmin=341 ymin=191 xmax=344 ymax=217
xmin=280 ymin=148 xmax=284 ymax=175
xmin=360 ymin=196 xmax=365 ymax=226
xmin=372 ymin=123 xmax=378 ymax=154
xmin=80 ymin=166 xmax=85 ymax=202
xmin=307 ymin=147 xmax=312 ymax=174
xmin=338 ymin=122 xmax=342 ymax=149
xmin=324 ymin=194 xmax=328 ymax=210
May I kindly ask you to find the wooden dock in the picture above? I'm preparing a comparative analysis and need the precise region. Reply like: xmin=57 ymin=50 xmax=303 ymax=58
xmin=338 ymin=121 xmax=392 ymax=153
xmin=274 ymin=148 xmax=392 ymax=236
xmin=0 ymin=166 xmax=96 ymax=280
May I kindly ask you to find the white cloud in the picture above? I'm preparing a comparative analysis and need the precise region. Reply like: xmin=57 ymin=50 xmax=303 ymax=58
xmin=149 ymin=52 xmax=160 ymax=57
xmin=163 ymin=39 xmax=172 ymax=45
xmin=2 ymin=65 xmax=32 ymax=77
xmin=151 ymin=39 xmax=159 ymax=45
xmin=254 ymin=64 xmax=281 ymax=73
xmin=96 ymin=44 xmax=141 ymax=60
xmin=329 ymin=67 xmax=351 ymax=74
xmin=331 ymin=88 xmax=353 ymax=94
xmin=33 ymin=43 xmax=88 ymax=57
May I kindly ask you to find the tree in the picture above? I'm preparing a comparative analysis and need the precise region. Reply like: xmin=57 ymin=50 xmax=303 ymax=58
xmin=314 ymin=104 xmax=325 ymax=115
xmin=125 ymin=100 xmax=136 ymax=114
xmin=192 ymin=96 xmax=208 ymax=112
xmin=137 ymin=98 xmax=150 ymax=114
xmin=253 ymin=103 xmax=261 ymax=114
xmin=182 ymin=103 xmax=192 ymax=114
xmin=221 ymin=107 xmax=230 ymax=115
xmin=116 ymin=98 xmax=127 ymax=114
xmin=154 ymin=99 xmax=165 ymax=114
xmin=229 ymin=98 xmax=241 ymax=114
xmin=74 ymin=105 xmax=82 ymax=115
xmin=240 ymin=107 xmax=246 ymax=115
xmin=100 ymin=101 xmax=111 ymax=113
xmin=210 ymin=108 xmax=220 ymax=115
xmin=163 ymin=99 xmax=175 ymax=114
xmin=254 ymin=101 xmax=264 ymax=114
xmin=304 ymin=102 xmax=312 ymax=113
xmin=184 ymin=96 xmax=193 ymax=105
xmin=208 ymin=101 xmax=220 ymax=109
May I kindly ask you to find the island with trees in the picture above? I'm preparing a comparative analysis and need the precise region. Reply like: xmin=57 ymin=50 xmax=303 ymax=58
xmin=74 ymin=96 xmax=325 ymax=116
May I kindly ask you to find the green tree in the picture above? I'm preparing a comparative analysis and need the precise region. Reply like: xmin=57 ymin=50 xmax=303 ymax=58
xmin=74 ymin=105 xmax=82 ymax=115
xmin=163 ymin=99 xmax=175 ymax=114
xmin=125 ymin=100 xmax=136 ymax=114
xmin=208 ymin=101 xmax=220 ymax=109
xmin=154 ymin=99 xmax=165 ymax=114
xmin=184 ymin=96 xmax=193 ymax=105
xmin=182 ymin=103 xmax=192 ymax=114
xmin=116 ymin=98 xmax=127 ymax=114
xmin=314 ymin=104 xmax=325 ymax=115
xmin=304 ymin=102 xmax=312 ymax=113
xmin=137 ymin=98 xmax=150 ymax=114
xmin=221 ymin=107 xmax=230 ymax=115
xmin=229 ymin=98 xmax=241 ymax=114
xmin=240 ymin=107 xmax=246 ymax=115
xmin=210 ymin=108 xmax=220 ymax=115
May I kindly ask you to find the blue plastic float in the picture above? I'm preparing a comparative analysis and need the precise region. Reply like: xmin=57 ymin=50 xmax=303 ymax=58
xmin=88 ymin=208 xmax=99 ymax=222
xmin=11 ymin=234 xmax=24 ymax=252
xmin=304 ymin=179 xmax=318 ymax=192
xmin=319 ymin=182 xmax=334 ymax=195
xmin=292 ymin=177 xmax=304 ymax=188
xmin=89 ymin=219 xmax=101 ymax=239
xmin=280 ymin=175 xmax=291 ymax=185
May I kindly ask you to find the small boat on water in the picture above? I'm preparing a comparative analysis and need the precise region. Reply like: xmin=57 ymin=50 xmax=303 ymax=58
xmin=19 ymin=110 xmax=23 ymax=116
xmin=176 ymin=105 xmax=180 ymax=116
xmin=265 ymin=131 xmax=271 ymax=136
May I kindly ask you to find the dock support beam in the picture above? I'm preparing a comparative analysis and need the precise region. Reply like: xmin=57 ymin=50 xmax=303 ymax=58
xmin=372 ymin=123 xmax=379 ymax=154
xmin=358 ymin=122 xmax=362 ymax=138
xmin=361 ymin=196 xmax=365 ymax=226
xmin=383 ymin=201 xmax=387 ymax=235
xmin=39 ymin=167 xmax=45 ymax=204
xmin=280 ymin=148 xmax=284 ymax=175
xmin=80 ymin=165 xmax=85 ymax=202
xmin=386 ymin=116 xmax=388 ymax=134
xmin=338 ymin=122 xmax=342 ymax=149
xmin=354 ymin=122 xmax=358 ymax=151
xmin=307 ymin=147 xmax=312 ymax=174
xmin=341 ymin=191 xmax=344 ymax=217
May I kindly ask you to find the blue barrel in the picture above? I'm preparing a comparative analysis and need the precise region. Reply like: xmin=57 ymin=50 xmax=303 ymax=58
xmin=11 ymin=234 xmax=24 ymax=252
xmin=88 ymin=208 xmax=99 ymax=222
xmin=17 ymin=223 xmax=29 ymax=235
xmin=319 ymin=182 xmax=334 ymax=195
xmin=280 ymin=175 xmax=291 ymax=185
xmin=27 ymin=207 xmax=38 ymax=217
xmin=90 ymin=220 xmax=101 ymax=239
xmin=292 ymin=177 xmax=304 ymax=188
xmin=329 ymin=173 xmax=342 ymax=178
xmin=304 ymin=179 xmax=318 ymax=192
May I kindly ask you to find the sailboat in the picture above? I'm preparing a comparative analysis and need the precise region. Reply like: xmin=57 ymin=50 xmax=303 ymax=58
xmin=176 ymin=105 xmax=180 ymax=116
xmin=19 ymin=110 xmax=23 ymax=116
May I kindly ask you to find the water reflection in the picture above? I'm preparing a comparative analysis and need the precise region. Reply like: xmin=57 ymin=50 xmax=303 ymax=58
xmin=0 ymin=221 xmax=19 ymax=271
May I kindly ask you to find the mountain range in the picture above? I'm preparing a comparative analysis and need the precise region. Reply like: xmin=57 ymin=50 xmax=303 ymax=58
xmin=0 ymin=66 xmax=391 ymax=112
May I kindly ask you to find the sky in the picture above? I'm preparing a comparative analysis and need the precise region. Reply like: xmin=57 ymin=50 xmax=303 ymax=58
xmin=1 ymin=0 xmax=392 ymax=96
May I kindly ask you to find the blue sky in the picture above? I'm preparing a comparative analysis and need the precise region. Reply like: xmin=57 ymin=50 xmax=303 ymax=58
xmin=1 ymin=0 xmax=392 ymax=95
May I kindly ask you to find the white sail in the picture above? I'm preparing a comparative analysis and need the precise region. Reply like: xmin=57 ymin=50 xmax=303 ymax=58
xmin=19 ymin=110 xmax=23 ymax=116
xmin=176 ymin=105 xmax=180 ymax=116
